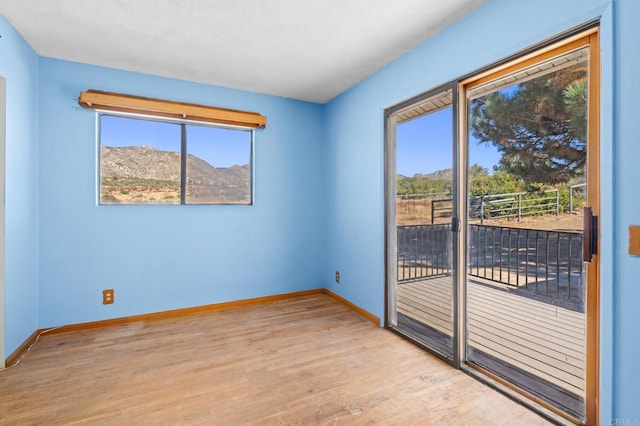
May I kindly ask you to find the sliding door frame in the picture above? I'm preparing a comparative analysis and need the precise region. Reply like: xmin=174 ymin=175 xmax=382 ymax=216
xmin=384 ymin=22 xmax=600 ymax=425
xmin=384 ymin=82 xmax=459 ymax=365
xmin=458 ymin=26 xmax=600 ymax=426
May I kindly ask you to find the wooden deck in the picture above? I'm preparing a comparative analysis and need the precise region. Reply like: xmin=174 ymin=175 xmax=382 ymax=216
xmin=397 ymin=276 xmax=585 ymax=406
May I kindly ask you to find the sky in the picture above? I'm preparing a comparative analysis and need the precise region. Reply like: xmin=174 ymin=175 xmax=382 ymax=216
xmin=396 ymin=106 xmax=502 ymax=177
xmin=100 ymin=115 xmax=251 ymax=167
xmin=101 ymin=108 xmax=499 ymax=175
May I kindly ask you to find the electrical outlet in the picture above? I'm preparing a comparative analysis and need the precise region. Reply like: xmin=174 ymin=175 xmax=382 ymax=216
xmin=103 ymin=289 xmax=114 ymax=304
xmin=335 ymin=270 xmax=340 ymax=283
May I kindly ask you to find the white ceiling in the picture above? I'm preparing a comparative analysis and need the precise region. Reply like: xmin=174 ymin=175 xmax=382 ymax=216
xmin=0 ymin=0 xmax=485 ymax=103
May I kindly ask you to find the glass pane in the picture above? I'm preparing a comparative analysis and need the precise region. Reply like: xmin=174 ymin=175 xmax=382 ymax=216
xmin=466 ymin=49 xmax=588 ymax=419
xmin=100 ymin=115 xmax=181 ymax=204
xmin=395 ymin=92 xmax=454 ymax=359
xmin=185 ymin=125 xmax=251 ymax=204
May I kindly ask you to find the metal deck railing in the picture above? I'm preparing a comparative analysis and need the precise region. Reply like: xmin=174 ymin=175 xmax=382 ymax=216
xmin=397 ymin=224 xmax=584 ymax=305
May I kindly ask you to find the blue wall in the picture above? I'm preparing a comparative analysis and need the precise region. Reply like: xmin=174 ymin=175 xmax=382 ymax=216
xmin=612 ymin=0 xmax=640 ymax=420
xmin=323 ymin=0 xmax=639 ymax=421
xmin=0 ymin=15 xmax=40 ymax=358
xmin=37 ymin=59 xmax=325 ymax=326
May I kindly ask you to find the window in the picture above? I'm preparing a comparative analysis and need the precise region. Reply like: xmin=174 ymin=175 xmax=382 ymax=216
xmin=79 ymin=89 xmax=265 ymax=205
xmin=99 ymin=114 xmax=253 ymax=205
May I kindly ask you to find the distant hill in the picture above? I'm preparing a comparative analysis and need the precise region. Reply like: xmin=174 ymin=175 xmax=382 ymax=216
xmin=398 ymin=168 xmax=453 ymax=181
xmin=100 ymin=145 xmax=250 ymax=203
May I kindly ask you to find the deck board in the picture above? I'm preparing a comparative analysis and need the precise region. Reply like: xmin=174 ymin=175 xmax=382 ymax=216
xmin=468 ymin=311 xmax=584 ymax=362
xmin=468 ymin=282 xmax=585 ymax=328
xmin=468 ymin=300 xmax=585 ymax=349
xmin=396 ymin=276 xmax=585 ymax=397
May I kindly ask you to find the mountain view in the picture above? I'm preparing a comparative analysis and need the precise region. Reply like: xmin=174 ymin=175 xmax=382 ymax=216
xmin=100 ymin=145 xmax=250 ymax=204
xmin=397 ymin=168 xmax=453 ymax=197
xmin=399 ymin=168 xmax=453 ymax=181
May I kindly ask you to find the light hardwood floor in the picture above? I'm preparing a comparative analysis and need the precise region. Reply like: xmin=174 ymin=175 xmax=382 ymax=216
xmin=0 ymin=294 xmax=549 ymax=425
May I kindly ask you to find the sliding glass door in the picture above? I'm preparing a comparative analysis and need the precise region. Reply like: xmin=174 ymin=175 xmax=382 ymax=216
xmin=463 ymin=45 xmax=594 ymax=421
xmin=387 ymin=87 xmax=456 ymax=361
xmin=386 ymin=28 xmax=599 ymax=424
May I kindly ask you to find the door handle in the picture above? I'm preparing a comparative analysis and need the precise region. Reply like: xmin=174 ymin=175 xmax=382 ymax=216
xmin=583 ymin=206 xmax=598 ymax=262
xmin=451 ymin=217 xmax=460 ymax=232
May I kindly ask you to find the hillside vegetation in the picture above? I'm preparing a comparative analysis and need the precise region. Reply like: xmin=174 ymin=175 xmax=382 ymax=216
xmin=101 ymin=145 xmax=250 ymax=204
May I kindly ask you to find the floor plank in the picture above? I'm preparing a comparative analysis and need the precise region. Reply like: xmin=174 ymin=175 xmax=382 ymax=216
xmin=0 ymin=294 xmax=548 ymax=425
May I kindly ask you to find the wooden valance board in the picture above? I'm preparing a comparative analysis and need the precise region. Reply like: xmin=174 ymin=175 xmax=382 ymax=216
xmin=78 ymin=90 xmax=267 ymax=129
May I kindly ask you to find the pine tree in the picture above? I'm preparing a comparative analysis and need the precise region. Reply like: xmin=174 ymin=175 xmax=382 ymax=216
xmin=470 ymin=64 xmax=587 ymax=189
